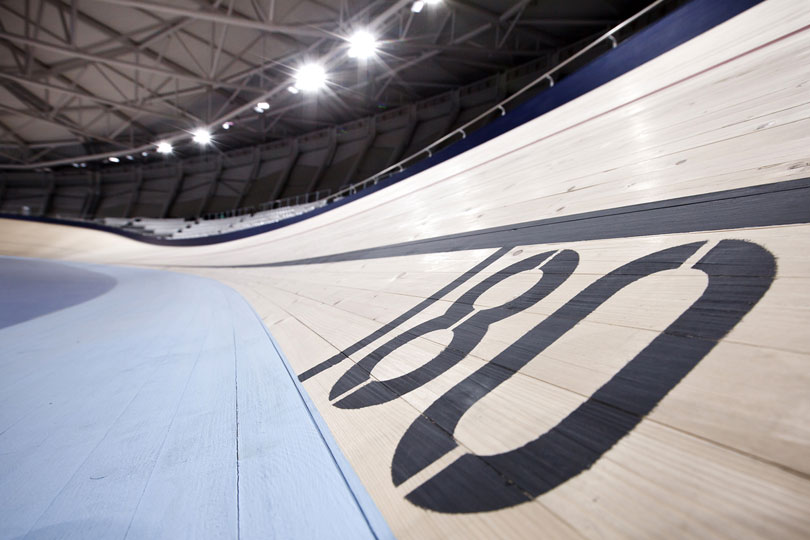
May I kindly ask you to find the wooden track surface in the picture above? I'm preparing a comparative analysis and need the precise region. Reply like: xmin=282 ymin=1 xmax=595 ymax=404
xmin=2 ymin=0 xmax=810 ymax=537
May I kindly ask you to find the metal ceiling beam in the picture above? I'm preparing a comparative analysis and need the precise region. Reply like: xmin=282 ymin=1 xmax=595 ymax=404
xmin=138 ymin=0 xmax=398 ymax=105
xmin=369 ymin=0 xmax=414 ymax=31
xmin=83 ymin=0 xmax=330 ymax=38
xmin=263 ymin=22 xmax=493 ymax=128
xmin=498 ymin=0 xmax=531 ymax=48
xmin=0 ymin=31 xmax=266 ymax=92
xmin=0 ymin=22 xmax=157 ymax=138
xmin=0 ymin=102 xmax=129 ymax=149
xmin=137 ymin=0 xmax=393 ymax=106
xmin=445 ymin=0 xmax=562 ymax=47
xmin=101 ymin=64 xmax=204 ymax=123
xmin=210 ymin=0 xmax=236 ymax=78
xmin=128 ymin=0 xmax=267 ymax=81
xmin=0 ymin=148 xmax=26 ymax=164
xmin=108 ymin=0 xmax=268 ymax=114
xmin=1 ymin=0 xmax=541 ymax=170
xmin=0 ymin=118 xmax=30 ymax=149
xmin=0 ymin=72 xmax=188 ymax=122
xmin=0 ymin=2 xmax=173 ymax=79
xmin=0 ymin=139 xmax=87 ymax=149
xmin=24 ymin=34 xmax=166 ymax=81
xmin=371 ymin=24 xmax=491 ymax=91
xmin=38 ymin=0 xmax=244 ymax=121
xmin=24 ymin=5 xmax=226 ymax=81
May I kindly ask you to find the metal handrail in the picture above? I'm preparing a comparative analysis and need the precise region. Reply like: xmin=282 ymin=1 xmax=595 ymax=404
xmin=4 ymin=0 xmax=667 ymax=228
xmin=178 ymin=0 xmax=667 ymax=224
xmin=324 ymin=0 xmax=666 ymax=204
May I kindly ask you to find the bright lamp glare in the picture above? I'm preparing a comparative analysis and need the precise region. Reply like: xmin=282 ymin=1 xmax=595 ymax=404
xmin=348 ymin=30 xmax=377 ymax=59
xmin=256 ymin=101 xmax=270 ymax=110
xmin=412 ymin=0 xmax=439 ymax=11
xmin=108 ymin=156 xmax=120 ymax=163
xmin=294 ymin=63 xmax=327 ymax=92
xmin=156 ymin=141 xmax=173 ymax=154
xmin=192 ymin=129 xmax=211 ymax=145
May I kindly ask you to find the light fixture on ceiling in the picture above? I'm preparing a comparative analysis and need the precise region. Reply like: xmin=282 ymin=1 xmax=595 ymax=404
xmin=156 ymin=141 xmax=173 ymax=154
xmin=256 ymin=102 xmax=270 ymax=110
xmin=348 ymin=30 xmax=378 ymax=59
xmin=294 ymin=63 xmax=327 ymax=92
xmin=108 ymin=156 xmax=120 ymax=163
xmin=192 ymin=129 xmax=211 ymax=145
xmin=222 ymin=121 xmax=234 ymax=130
xmin=412 ymin=0 xmax=440 ymax=12
xmin=287 ymin=85 xmax=300 ymax=94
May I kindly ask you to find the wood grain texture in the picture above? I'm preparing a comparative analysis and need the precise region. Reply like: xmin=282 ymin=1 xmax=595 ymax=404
xmin=1 ymin=0 xmax=810 ymax=537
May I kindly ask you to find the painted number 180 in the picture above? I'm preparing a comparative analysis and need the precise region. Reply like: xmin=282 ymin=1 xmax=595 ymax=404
xmin=301 ymin=240 xmax=775 ymax=513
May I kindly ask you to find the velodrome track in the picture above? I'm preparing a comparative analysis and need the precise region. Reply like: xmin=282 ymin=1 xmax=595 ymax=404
xmin=2 ymin=0 xmax=810 ymax=538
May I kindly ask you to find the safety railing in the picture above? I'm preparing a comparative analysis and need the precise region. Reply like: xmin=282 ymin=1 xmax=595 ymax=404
xmin=5 ymin=0 xmax=668 ymax=236
xmin=219 ymin=0 xmax=667 ymax=221
xmin=200 ymin=188 xmax=331 ymax=221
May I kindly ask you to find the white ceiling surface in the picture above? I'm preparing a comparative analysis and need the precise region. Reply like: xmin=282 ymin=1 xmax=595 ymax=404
xmin=0 ymin=0 xmax=646 ymax=166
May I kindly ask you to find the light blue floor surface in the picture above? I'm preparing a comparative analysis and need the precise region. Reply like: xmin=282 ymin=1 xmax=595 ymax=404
xmin=0 ymin=256 xmax=391 ymax=540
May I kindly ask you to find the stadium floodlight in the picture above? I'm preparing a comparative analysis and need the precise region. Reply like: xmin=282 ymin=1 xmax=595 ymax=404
xmin=256 ymin=101 xmax=270 ymax=110
xmin=294 ymin=63 xmax=327 ymax=92
xmin=287 ymin=85 xmax=300 ymax=94
xmin=192 ymin=129 xmax=211 ymax=145
xmin=156 ymin=141 xmax=173 ymax=154
xmin=222 ymin=121 xmax=233 ymax=130
xmin=108 ymin=156 xmax=120 ymax=163
xmin=348 ymin=30 xmax=378 ymax=59
xmin=413 ymin=0 xmax=439 ymax=11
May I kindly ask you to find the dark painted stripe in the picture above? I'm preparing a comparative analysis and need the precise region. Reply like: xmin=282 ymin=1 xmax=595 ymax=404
xmin=213 ymin=177 xmax=810 ymax=268
xmin=0 ymin=0 xmax=764 ymax=247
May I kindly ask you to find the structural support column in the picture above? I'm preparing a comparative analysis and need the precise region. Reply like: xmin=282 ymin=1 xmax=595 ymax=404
xmin=125 ymin=165 xmax=143 ymax=218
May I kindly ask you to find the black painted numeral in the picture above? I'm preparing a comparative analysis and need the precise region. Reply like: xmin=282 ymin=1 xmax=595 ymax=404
xmin=330 ymin=250 xmax=579 ymax=408
xmin=303 ymin=239 xmax=775 ymax=513
xmin=396 ymin=240 xmax=775 ymax=512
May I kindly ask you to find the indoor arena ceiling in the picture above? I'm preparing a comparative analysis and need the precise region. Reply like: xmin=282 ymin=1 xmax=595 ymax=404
xmin=0 ymin=0 xmax=656 ymax=168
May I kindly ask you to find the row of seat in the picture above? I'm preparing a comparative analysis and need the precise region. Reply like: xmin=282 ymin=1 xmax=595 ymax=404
xmin=100 ymin=200 xmax=327 ymax=240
